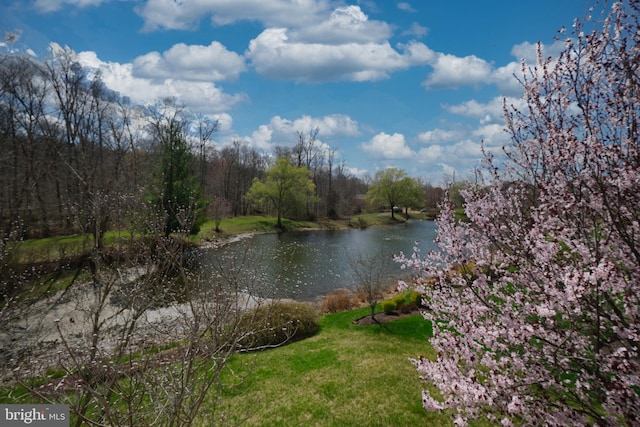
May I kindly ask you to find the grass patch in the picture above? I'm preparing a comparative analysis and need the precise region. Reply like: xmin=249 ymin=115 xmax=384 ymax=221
xmin=199 ymin=213 xmax=405 ymax=240
xmin=0 ymin=306 xmax=470 ymax=426
xmin=200 ymin=306 xmax=450 ymax=426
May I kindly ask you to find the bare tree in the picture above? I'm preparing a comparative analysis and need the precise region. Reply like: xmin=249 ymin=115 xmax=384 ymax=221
xmin=349 ymin=249 xmax=390 ymax=325
xmin=5 ymin=198 xmax=289 ymax=426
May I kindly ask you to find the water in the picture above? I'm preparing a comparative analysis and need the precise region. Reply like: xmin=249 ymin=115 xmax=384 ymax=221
xmin=202 ymin=220 xmax=438 ymax=301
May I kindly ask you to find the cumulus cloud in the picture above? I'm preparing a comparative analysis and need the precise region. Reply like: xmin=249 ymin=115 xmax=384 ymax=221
xmin=472 ymin=123 xmax=509 ymax=148
xmin=418 ymin=128 xmax=465 ymax=144
xmin=238 ymin=114 xmax=361 ymax=151
xmin=247 ymin=28 xmax=433 ymax=82
xmin=510 ymin=39 xmax=566 ymax=63
xmin=137 ymin=0 xmax=330 ymax=32
xmin=360 ymin=132 xmax=414 ymax=159
xmin=212 ymin=113 xmax=233 ymax=132
xmin=136 ymin=2 xmax=430 ymax=83
xmin=34 ymin=0 xmax=106 ymax=13
xmin=444 ymin=96 xmax=524 ymax=122
xmin=422 ymin=53 xmax=493 ymax=89
xmin=76 ymin=49 xmax=247 ymax=114
xmin=274 ymin=114 xmax=360 ymax=137
xmin=292 ymin=5 xmax=392 ymax=44
xmin=245 ymin=124 xmax=274 ymax=151
xmin=491 ymin=61 xmax=524 ymax=95
xmin=132 ymin=42 xmax=246 ymax=82
xmin=419 ymin=39 xmax=569 ymax=92
xmin=417 ymin=144 xmax=444 ymax=162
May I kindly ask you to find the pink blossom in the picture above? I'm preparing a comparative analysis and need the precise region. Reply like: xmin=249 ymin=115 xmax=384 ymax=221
xmin=396 ymin=2 xmax=640 ymax=424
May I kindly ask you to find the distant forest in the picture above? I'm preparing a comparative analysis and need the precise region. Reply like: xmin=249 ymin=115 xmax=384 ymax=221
xmin=0 ymin=49 xmax=378 ymax=238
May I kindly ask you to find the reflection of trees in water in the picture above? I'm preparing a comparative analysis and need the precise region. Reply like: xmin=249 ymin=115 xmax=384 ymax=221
xmin=204 ymin=221 xmax=438 ymax=301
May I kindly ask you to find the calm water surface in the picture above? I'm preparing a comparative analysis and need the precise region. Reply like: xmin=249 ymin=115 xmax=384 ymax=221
xmin=203 ymin=220 xmax=438 ymax=301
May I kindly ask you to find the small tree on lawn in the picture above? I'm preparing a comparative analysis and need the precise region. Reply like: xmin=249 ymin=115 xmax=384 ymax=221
xmin=349 ymin=249 xmax=389 ymax=325
xmin=396 ymin=2 xmax=639 ymax=425
xmin=209 ymin=196 xmax=232 ymax=233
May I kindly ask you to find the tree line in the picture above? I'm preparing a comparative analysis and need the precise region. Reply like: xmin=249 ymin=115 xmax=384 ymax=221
xmin=0 ymin=45 xmax=448 ymax=242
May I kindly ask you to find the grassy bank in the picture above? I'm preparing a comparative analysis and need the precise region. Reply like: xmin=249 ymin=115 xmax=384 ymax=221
xmin=199 ymin=306 xmax=451 ymax=427
xmin=8 ymin=212 xmax=414 ymax=264
xmin=198 ymin=212 xmax=413 ymax=242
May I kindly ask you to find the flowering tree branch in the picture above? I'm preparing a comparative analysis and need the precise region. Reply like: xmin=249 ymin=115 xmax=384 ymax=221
xmin=396 ymin=1 xmax=640 ymax=425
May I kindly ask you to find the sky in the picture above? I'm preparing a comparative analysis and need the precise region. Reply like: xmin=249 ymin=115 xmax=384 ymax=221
xmin=1 ymin=0 xmax=594 ymax=185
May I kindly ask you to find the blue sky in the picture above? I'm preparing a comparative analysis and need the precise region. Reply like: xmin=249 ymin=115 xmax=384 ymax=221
xmin=1 ymin=0 xmax=591 ymax=184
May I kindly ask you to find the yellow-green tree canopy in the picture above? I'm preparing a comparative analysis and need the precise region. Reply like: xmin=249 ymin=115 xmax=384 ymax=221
xmin=365 ymin=168 xmax=421 ymax=219
xmin=245 ymin=157 xmax=317 ymax=229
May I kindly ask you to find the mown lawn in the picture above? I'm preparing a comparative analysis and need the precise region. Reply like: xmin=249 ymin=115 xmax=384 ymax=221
xmin=0 ymin=305 xmax=498 ymax=426
xmin=198 ymin=306 xmax=454 ymax=427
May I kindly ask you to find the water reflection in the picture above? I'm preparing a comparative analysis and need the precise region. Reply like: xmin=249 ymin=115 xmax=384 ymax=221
xmin=203 ymin=220 xmax=438 ymax=301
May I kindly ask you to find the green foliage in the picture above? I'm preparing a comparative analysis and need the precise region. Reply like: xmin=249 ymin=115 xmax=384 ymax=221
xmin=381 ymin=291 xmax=423 ymax=314
xmin=237 ymin=301 xmax=319 ymax=350
xmin=382 ymin=300 xmax=397 ymax=314
xmin=245 ymin=157 xmax=318 ymax=228
xmin=365 ymin=168 xmax=424 ymax=219
xmin=356 ymin=216 xmax=368 ymax=228
xmin=150 ymin=120 xmax=206 ymax=236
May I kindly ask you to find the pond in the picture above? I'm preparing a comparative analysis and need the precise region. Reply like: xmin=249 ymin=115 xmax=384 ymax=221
xmin=202 ymin=220 xmax=438 ymax=302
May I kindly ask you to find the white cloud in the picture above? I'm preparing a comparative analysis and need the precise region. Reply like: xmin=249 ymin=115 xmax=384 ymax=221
xmin=34 ymin=0 xmax=106 ymax=13
xmin=491 ymin=61 xmax=524 ymax=95
xmin=451 ymin=138 xmax=484 ymax=158
xmin=510 ymin=39 xmax=566 ymax=63
xmin=137 ymin=0 xmax=330 ymax=32
xmin=136 ymin=3 xmax=430 ymax=83
xmin=417 ymin=144 xmax=444 ymax=162
xmin=444 ymin=97 xmax=505 ymax=121
xmin=291 ymin=5 xmax=392 ymax=44
xmin=444 ymin=96 xmax=528 ymax=126
xmin=472 ymin=123 xmax=509 ymax=148
xmin=245 ymin=124 xmax=274 ymax=151
xmin=213 ymin=113 xmax=233 ymax=132
xmin=491 ymin=39 xmax=567 ymax=95
xmin=277 ymin=114 xmax=360 ymax=137
xmin=414 ymin=124 xmax=506 ymax=179
xmin=360 ymin=132 xmax=414 ymax=159
xmin=76 ymin=50 xmax=247 ymax=114
xmin=247 ymin=28 xmax=433 ymax=82
xmin=418 ymin=40 xmax=567 ymax=92
xmin=423 ymin=53 xmax=493 ymax=89
xmin=397 ymin=2 xmax=417 ymax=13
xmin=418 ymin=128 xmax=465 ymax=144
xmin=238 ymin=114 xmax=361 ymax=151
xmin=132 ymin=42 xmax=246 ymax=82
xmin=402 ymin=22 xmax=428 ymax=38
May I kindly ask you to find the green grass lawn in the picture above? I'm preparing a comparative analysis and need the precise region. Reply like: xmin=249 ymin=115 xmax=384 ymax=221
xmin=0 ymin=305 xmax=491 ymax=426
xmin=200 ymin=306 xmax=453 ymax=427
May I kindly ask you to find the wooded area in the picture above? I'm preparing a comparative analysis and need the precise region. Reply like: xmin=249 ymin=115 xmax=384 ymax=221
xmin=0 ymin=47 xmax=407 ymax=241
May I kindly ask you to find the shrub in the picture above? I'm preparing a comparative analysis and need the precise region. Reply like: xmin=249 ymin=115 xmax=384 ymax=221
xmin=381 ymin=300 xmax=396 ymax=314
xmin=380 ymin=291 xmax=424 ymax=314
xmin=237 ymin=301 xmax=319 ymax=350
xmin=356 ymin=216 xmax=368 ymax=229
xmin=406 ymin=291 xmax=420 ymax=304
xmin=321 ymin=289 xmax=356 ymax=313
xmin=392 ymin=294 xmax=406 ymax=310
